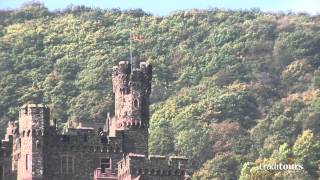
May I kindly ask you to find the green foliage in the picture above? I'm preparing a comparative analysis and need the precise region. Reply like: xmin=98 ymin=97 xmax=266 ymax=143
xmin=293 ymin=130 xmax=320 ymax=176
xmin=193 ymin=154 xmax=241 ymax=180
xmin=240 ymin=130 xmax=320 ymax=179
xmin=1 ymin=3 xmax=320 ymax=178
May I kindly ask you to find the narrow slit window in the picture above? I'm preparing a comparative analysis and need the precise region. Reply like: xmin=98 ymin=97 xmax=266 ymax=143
xmin=133 ymin=99 xmax=139 ymax=108
xmin=26 ymin=154 xmax=31 ymax=170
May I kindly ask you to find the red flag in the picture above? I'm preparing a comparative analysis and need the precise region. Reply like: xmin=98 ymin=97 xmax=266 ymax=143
xmin=132 ymin=34 xmax=144 ymax=42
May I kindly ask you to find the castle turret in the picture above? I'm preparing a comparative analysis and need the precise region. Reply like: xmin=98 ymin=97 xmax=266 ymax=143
xmin=110 ymin=61 xmax=152 ymax=155
xmin=18 ymin=104 xmax=50 ymax=180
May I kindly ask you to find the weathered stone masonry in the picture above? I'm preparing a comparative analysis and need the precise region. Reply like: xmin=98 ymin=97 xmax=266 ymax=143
xmin=0 ymin=61 xmax=189 ymax=180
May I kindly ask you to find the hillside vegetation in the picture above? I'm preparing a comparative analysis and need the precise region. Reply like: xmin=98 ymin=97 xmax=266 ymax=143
xmin=1 ymin=3 xmax=320 ymax=179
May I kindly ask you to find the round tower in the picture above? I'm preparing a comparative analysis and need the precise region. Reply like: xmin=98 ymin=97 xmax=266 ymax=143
xmin=112 ymin=61 xmax=152 ymax=129
xmin=111 ymin=61 xmax=152 ymax=155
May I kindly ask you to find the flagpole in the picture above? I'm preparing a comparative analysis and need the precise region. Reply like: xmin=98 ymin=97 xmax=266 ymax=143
xmin=129 ymin=31 xmax=133 ymax=73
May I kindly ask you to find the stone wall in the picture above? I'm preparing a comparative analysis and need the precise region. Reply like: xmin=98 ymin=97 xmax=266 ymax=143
xmin=44 ymin=128 xmax=123 ymax=180
xmin=118 ymin=154 xmax=188 ymax=180
xmin=0 ymin=139 xmax=16 ymax=180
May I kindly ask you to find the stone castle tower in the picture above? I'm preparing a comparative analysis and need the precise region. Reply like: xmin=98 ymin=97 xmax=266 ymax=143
xmin=17 ymin=105 xmax=50 ymax=180
xmin=109 ymin=61 xmax=152 ymax=155
xmin=0 ymin=61 xmax=189 ymax=180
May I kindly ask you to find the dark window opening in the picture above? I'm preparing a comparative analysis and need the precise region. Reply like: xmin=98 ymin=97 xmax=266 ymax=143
xmin=37 ymin=130 xmax=42 ymax=136
xmin=96 ymin=146 xmax=101 ymax=152
xmin=175 ymin=170 xmax=179 ymax=175
xmin=133 ymin=99 xmax=139 ymax=108
xmin=61 ymin=156 xmax=66 ymax=174
xmin=26 ymin=154 xmax=30 ymax=170
xmin=97 ymin=128 xmax=103 ymax=136
xmin=120 ymin=83 xmax=129 ymax=94
xmin=61 ymin=156 xmax=74 ymax=174
xmin=0 ymin=165 xmax=3 ymax=180
xmin=100 ymin=136 xmax=108 ymax=143
xmin=27 ymin=130 xmax=31 ymax=137
xmin=180 ymin=170 xmax=185 ymax=176
xmin=84 ymin=135 xmax=88 ymax=142
xmin=60 ymin=135 xmax=70 ymax=142
xmin=36 ymin=140 xmax=40 ymax=149
xmin=100 ymin=158 xmax=111 ymax=173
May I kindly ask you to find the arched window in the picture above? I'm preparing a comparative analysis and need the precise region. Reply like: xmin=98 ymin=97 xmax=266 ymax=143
xmin=24 ymin=106 xmax=28 ymax=114
xmin=133 ymin=99 xmax=139 ymax=108
xmin=36 ymin=140 xmax=40 ymax=149
xmin=27 ymin=130 xmax=31 ymax=137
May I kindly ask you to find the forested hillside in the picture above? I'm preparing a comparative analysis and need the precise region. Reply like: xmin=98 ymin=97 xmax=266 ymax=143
xmin=1 ymin=3 xmax=320 ymax=179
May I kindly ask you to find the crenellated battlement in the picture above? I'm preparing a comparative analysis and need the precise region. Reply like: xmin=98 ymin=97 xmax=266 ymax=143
xmin=44 ymin=127 xmax=123 ymax=153
xmin=112 ymin=61 xmax=151 ymax=77
xmin=118 ymin=153 xmax=188 ymax=180
xmin=19 ymin=104 xmax=49 ymax=115
xmin=112 ymin=61 xmax=152 ymax=95
xmin=19 ymin=104 xmax=50 ymax=132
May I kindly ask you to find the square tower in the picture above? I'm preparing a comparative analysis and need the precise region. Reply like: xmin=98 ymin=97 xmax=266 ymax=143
xmin=18 ymin=104 xmax=50 ymax=180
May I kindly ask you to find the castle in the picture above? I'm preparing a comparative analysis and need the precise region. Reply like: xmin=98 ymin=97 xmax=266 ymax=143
xmin=0 ymin=61 xmax=189 ymax=180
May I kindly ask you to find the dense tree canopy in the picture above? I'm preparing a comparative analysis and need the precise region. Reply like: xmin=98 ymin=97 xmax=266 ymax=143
xmin=0 ymin=3 xmax=320 ymax=178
